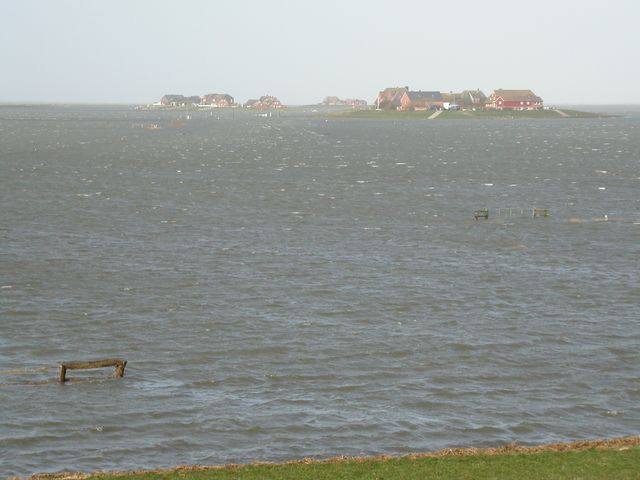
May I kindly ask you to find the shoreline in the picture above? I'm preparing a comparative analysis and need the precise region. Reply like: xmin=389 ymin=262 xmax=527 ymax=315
xmin=330 ymin=108 xmax=608 ymax=120
xmin=20 ymin=436 xmax=640 ymax=479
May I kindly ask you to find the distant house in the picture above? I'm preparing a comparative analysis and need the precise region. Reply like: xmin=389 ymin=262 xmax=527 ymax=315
xmin=160 ymin=94 xmax=202 ymax=107
xmin=160 ymin=94 xmax=184 ymax=106
xmin=442 ymin=90 xmax=487 ymax=109
xmin=321 ymin=96 xmax=343 ymax=106
xmin=321 ymin=96 xmax=367 ymax=107
xmin=400 ymin=91 xmax=444 ymax=111
xmin=244 ymin=95 xmax=284 ymax=109
xmin=344 ymin=98 xmax=367 ymax=107
xmin=201 ymin=93 xmax=235 ymax=108
xmin=486 ymin=89 xmax=543 ymax=110
xmin=376 ymin=87 xmax=408 ymax=110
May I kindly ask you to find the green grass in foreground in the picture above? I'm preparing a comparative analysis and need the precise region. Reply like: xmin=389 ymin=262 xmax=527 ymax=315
xmin=333 ymin=108 xmax=604 ymax=119
xmin=90 ymin=447 xmax=640 ymax=480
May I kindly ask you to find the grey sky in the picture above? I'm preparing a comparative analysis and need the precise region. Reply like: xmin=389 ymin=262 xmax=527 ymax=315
xmin=1 ymin=0 xmax=638 ymax=105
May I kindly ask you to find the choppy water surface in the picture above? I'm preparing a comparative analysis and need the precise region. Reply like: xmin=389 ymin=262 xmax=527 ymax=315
xmin=1 ymin=105 xmax=639 ymax=476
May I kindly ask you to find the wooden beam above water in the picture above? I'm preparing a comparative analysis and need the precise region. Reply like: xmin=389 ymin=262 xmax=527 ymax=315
xmin=59 ymin=358 xmax=127 ymax=383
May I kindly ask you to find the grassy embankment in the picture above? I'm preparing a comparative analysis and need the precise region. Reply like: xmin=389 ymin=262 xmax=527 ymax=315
xmin=31 ymin=437 xmax=640 ymax=480
xmin=333 ymin=108 xmax=604 ymax=120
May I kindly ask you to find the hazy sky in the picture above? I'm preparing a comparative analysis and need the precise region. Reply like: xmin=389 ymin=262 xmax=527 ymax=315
xmin=2 ymin=0 xmax=639 ymax=105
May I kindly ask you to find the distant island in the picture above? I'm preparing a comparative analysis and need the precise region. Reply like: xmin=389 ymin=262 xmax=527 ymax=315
xmin=375 ymin=87 xmax=541 ymax=111
xmin=333 ymin=86 xmax=604 ymax=119
xmin=137 ymin=87 xmax=604 ymax=119
xmin=145 ymin=93 xmax=367 ymax=110
xmin=148 ymin=92 xmax=284 ymax=109
xmin=332 ymin=108 xmax=605 ymax=120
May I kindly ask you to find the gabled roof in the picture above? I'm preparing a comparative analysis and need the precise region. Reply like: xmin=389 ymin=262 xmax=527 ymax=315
xmin=491 ymin=89 xmax=541 ymax=102
xmin=442 ymin=90 xmax=486 ymax=105
xmin=244 ymin=95 xmax=284 ymax=107
xmin=406 ymin=91 xmax=443 ymax=101
xmin=462 ymin=89 xmax=486 ymax=101
xmin=376 ymin=87 xmax=408 ymax=108
xmin=381 ymin=87 xmax=408 ymax=95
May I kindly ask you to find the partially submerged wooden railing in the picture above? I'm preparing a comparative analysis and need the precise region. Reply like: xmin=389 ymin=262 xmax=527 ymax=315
xmin=475 ymin=207 xmax=551 ymax=220
xmin=532 ymin=208 xmax=550 ymax=218
xmin=59 ymin=358 xmax=127 ymax=383
xmin=474 ymin=208 xmax=489 ymax=220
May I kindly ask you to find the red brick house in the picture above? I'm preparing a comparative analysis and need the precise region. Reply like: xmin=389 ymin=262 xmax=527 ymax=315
xmin=201 ymin=93 xmax=235 ymax=107
xmin=375 ymin=87 xmax=408 ymax=110
xmin=400 ymin=91 xmax=444 ymax=111
xmin=244 ymin=95 xmax=284 ymax=109
xmin=486 ymin=89 xmax=543 ymax=110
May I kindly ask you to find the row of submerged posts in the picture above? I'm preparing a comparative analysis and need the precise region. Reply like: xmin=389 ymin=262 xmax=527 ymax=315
xmin=474 ymin=207 xmax=550 ymax=220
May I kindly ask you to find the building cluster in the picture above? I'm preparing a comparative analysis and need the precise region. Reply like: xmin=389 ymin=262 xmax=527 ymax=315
xmin=160 ymin=94 xmax=205 ymax=107
xmin=320 ymin=96 xmax=368 ymax=107
xmin=159 ymin=93 xmax=284 ymax=109
xmin=243 ymin=95 xmax=284 ymax=109
xmin=157 ymin=88 xmax=543 ymax=111
xmin=376 ymin=87 xmax=543 ymax=111
xmin=201 ymin=93 xmax=235 ymax=107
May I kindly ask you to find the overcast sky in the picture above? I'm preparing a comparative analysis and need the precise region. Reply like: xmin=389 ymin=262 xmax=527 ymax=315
xmin=1 ymin=0 xmax=639 ymax=105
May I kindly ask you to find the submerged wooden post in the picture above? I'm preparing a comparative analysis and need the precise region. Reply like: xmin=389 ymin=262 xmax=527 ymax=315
xmin=59 ymin=358 xmax=127 ymax=383
xmin=533 ymin=208 xmax=550 ymax=218
xmin=474 ymin=208 xmax=489 ymax=220
xmin=114 ymin=361 xmax=127 ymax=378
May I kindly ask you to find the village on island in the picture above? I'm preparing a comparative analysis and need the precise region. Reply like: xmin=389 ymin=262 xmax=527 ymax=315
xmin=373 ymin=87 xmax=542 ymax=111
xmin=150 ymin=87 xmax=544 ymax=112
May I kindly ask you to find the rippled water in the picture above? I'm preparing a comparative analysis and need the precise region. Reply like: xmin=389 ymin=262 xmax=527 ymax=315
xmin=1 ymin=105 xmax=639 ymax=476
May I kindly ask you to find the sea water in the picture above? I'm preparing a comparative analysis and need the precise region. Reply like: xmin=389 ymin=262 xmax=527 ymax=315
xmin=1 ymin=105 xmax=639 ymax=476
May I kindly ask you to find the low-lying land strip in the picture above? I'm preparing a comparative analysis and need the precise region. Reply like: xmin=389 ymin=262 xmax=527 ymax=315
xmin=23 ymin=436 xmax=640 ymax=480
xmin=333 ymin=108 xmax=605 ymax=120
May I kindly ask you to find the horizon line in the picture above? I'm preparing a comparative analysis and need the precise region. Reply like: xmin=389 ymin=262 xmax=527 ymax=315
xmin=1 ymin=101 xmax=639 ymax=107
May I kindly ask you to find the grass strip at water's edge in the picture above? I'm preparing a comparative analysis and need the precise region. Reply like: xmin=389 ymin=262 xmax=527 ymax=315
xmin=331 ymin=108 xmax=607 ymax=120
xmin=24 ymin=436 xmax=640 ymax=480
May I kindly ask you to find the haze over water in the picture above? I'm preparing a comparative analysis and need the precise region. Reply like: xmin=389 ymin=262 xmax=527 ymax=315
xmin=1 ymin=106 xmax=639 ymax=476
